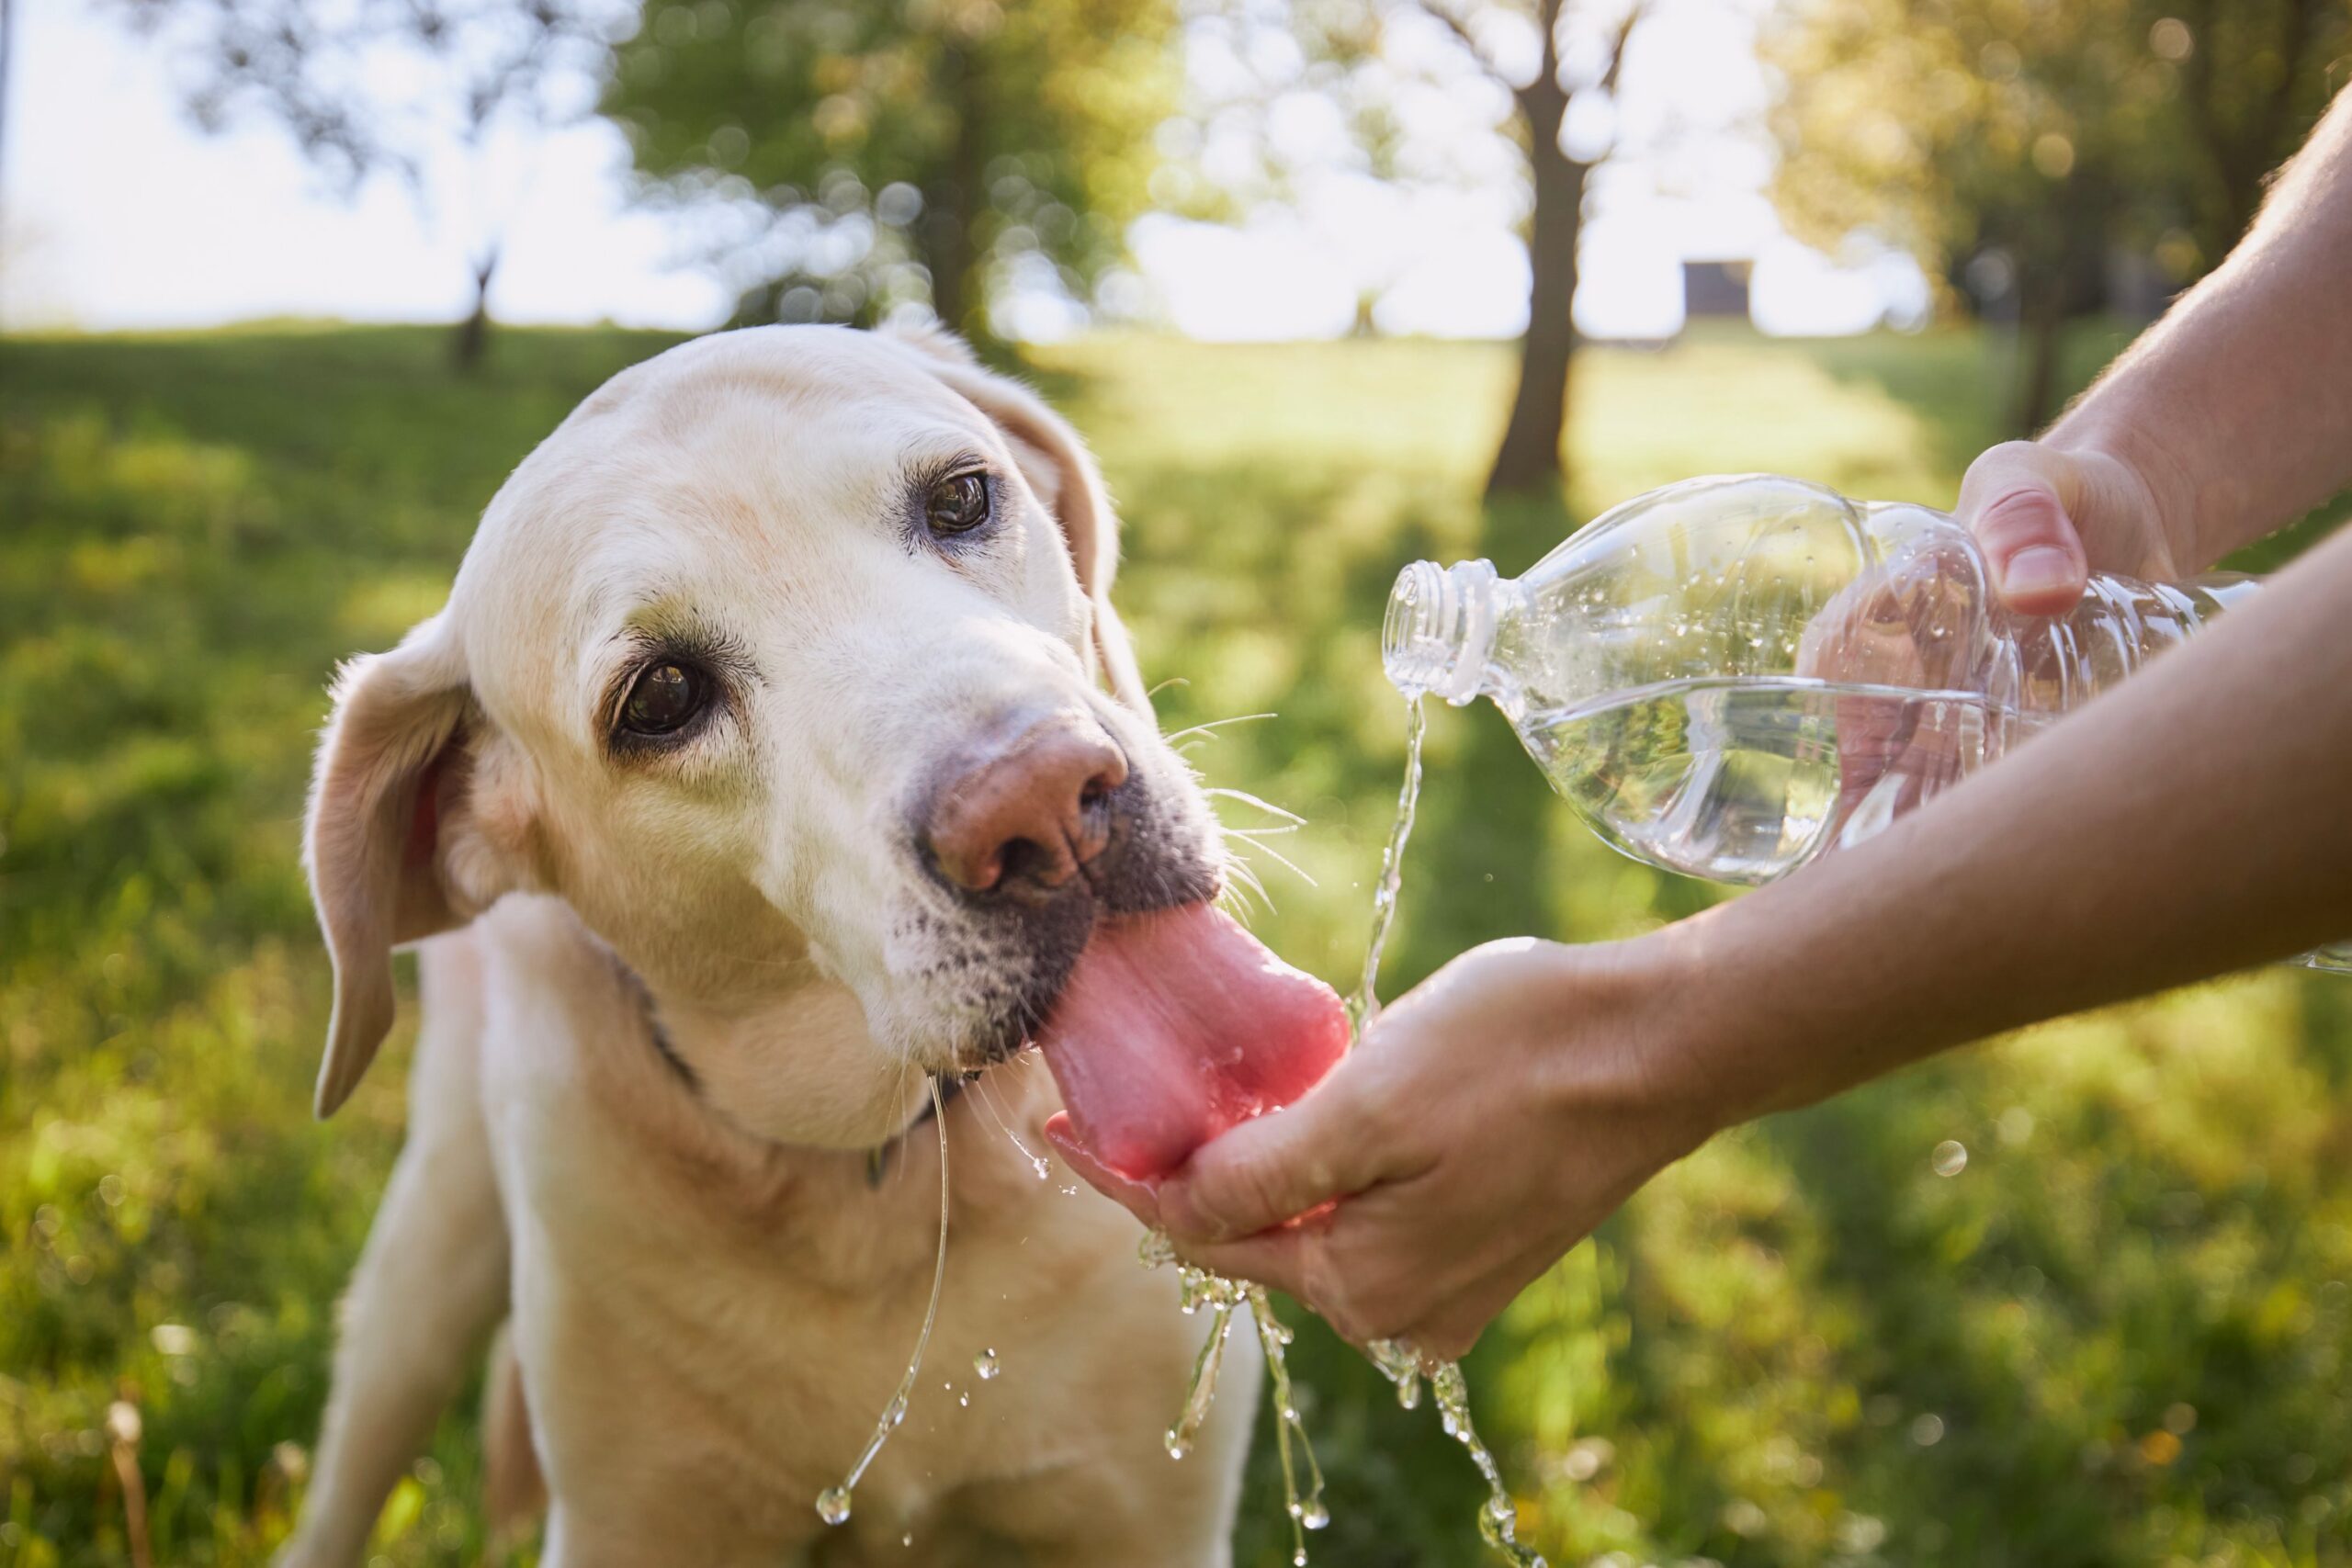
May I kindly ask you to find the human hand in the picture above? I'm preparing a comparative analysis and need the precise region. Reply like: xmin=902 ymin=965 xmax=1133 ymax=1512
xmin=1046 ymin=937 xmax=1721 ymax=1359
xmin=1955 ymin=439 xmax=2194 ymax=615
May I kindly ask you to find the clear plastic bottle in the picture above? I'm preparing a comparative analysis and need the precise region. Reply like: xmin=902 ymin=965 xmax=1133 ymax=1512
xmin=1383 ymin=474 xmax=2346 ymax=972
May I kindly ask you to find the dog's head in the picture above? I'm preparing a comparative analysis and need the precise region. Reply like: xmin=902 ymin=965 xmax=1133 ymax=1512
xmin=303 ymin=325 xmax=1222 ymax=1143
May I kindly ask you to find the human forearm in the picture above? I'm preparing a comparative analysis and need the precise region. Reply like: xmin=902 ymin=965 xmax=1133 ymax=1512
xmin=2045 ymin=86 xmax=2352 ymax=566
xmin=1664 ymin=517 xmax=2352 ymax=1125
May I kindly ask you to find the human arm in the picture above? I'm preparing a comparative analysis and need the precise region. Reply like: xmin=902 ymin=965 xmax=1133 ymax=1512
xmin=1964 ymin=85 xmax=2352 ymax=613
xmin=1057 ymin=515 xmax=2352 ymax=1358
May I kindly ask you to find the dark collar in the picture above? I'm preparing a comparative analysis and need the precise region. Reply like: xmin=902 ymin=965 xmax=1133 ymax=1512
xmin=610 ymin=952 xmax=966 ymax=1188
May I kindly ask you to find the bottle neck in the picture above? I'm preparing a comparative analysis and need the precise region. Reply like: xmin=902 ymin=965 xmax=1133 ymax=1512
xmin=1384 ymin=558 xmax=1501 ymax=705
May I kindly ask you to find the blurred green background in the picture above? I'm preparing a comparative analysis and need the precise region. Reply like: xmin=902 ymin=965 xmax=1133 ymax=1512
xmin=6 ymin=319 xmax=2351 ymax=1566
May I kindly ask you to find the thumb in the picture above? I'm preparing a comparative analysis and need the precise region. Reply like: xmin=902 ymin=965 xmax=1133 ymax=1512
xmin=1956 ymin=442 xmax=2090 ymax=615
xmin=1157 ymin=1066 xmax=1388 ymax=1244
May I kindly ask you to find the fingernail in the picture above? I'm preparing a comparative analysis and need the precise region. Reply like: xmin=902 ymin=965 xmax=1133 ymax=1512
xmin=2002 ymin=545 xmax=2078 ymax=599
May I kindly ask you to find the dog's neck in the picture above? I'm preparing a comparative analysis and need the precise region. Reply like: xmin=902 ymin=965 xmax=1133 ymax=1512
xmin=614 ymin=953 xmax=942 ymax=1153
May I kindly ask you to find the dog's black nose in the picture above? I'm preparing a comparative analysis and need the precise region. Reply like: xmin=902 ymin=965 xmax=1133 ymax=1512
xmin=921 ymin=711 xmax=1128 ymax=901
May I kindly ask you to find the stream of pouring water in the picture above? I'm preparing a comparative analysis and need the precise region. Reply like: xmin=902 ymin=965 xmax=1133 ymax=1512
xmin=815 ymin=1076 xmax=952 ymax=1529
xmin=1151 ymin=694 xmax=1545 ymax=1568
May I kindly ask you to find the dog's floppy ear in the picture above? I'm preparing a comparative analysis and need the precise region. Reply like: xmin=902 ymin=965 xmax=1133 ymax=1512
xmin=887 ymin=323 xmax=1151 ymax=713
xmin=303 ymin=614 xmax=481 ymax=1117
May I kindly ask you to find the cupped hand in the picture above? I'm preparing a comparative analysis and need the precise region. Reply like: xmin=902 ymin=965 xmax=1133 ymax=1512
xmin=1955 ymin=439 xmax=2193 ymax=615
xmin=1047 ymin=937 xmax=1721 ymax=1360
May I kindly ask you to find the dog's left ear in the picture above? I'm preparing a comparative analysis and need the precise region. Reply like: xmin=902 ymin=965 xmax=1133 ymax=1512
xmin=303 ymin=614 xmax=523 ymax=1117
xmin=887 ymin=323 xmax=1151 ymax=713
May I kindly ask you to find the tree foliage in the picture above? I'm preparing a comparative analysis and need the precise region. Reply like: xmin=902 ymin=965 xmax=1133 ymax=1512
xmin=104 ymin=0 xmax=630 ymax=366
xmin=603 ymin=0 xmax=1178 ymax=335
xmin=1770 ymin=0 xmax=2350 ymax=430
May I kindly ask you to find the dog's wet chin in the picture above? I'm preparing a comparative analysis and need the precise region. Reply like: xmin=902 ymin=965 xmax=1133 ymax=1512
xmin=918 ymin=876 xmax=1224 ymax=1076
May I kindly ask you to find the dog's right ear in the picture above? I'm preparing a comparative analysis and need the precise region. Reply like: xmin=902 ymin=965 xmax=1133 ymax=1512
xmin=303 ymin=615 xmax=480 ymax=1118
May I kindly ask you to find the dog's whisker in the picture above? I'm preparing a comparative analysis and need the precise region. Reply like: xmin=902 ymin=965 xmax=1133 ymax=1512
xmin=1203 ymin=786 xmax=1306 ymax=825
xmin=1159 ymin=711 xmax=1277 ymax=747
xmin=1219 ymin=852 xmax=1273 ymax=920
xmin=1228 ymin=831 xmax=1317 ymax=891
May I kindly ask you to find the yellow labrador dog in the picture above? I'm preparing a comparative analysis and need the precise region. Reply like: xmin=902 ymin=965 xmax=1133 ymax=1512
xmin=281 ymin=325 xmax=1268 ymax=1566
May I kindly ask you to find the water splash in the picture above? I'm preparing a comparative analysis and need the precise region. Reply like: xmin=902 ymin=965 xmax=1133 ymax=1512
xmin=815 ymin=1077 xmax=952 ymax=1529
xmin=1250 ymin=1282 xmax=1331 ymax=1567
xmin=973 ymin=1348 xmax=1001 ymax=1381
xmin=1141 ymin=1231 xmax=1328 ymax=1564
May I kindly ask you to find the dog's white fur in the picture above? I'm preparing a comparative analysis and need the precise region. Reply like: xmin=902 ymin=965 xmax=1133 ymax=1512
xmin=282 ymin=325 xmax=1257 ymax=1566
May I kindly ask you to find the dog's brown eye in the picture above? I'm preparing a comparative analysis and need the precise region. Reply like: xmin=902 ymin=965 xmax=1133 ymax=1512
xmin=926 ymin=471 xmax=991 ymax=537
xmin=619 ymin=660 xmax=708 ymax=737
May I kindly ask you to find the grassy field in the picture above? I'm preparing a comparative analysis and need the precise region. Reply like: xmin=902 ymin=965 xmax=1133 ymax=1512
xmin=5 ymin=321 xmax=2351 ymax=1567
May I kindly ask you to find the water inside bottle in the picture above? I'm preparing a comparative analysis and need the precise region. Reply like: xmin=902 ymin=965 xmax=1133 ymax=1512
xmin=1525 ymin=674 xmax=2023 ymax=883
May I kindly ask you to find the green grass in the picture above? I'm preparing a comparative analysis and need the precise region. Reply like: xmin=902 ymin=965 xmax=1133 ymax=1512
xmin=5 ymin=321 xmax=2350 ymax=1567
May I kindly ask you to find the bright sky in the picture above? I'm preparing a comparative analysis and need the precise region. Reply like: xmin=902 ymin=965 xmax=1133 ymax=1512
xmin=0 ymin=0 xmax=1923 ymax=339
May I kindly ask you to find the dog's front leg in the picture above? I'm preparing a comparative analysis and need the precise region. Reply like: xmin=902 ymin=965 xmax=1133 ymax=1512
xmin=279 ymin=941 xmax=514 ymax=1568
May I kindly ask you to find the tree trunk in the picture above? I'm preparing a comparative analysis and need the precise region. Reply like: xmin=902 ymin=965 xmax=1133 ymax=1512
xmin=1485 ymin=102 xmax=1585 ymax=501
xmin=921 ymin=43 xmax=984 ymax=338
xmin=2009 ymin=271 xmax=2066 ymax=437
xmin=2007 ymin=168 xmax=2113 ymax=435
xmin=452 ymin=249 xmax=498 ymax=373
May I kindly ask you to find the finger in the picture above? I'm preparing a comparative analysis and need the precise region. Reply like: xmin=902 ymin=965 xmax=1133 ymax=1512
xmin=1956 ymin=442 xmax=2089 ymax=615
xmin=1188 ymin=1187 xmax=1457 ymax=1348
xmin=1155 ymin=1065 xmax=1396 ymax=1244
xmin=1043 ymin=1112 xmax=1161 ymax=1230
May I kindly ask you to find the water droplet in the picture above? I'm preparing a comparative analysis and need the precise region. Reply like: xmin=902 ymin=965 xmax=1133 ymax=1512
xmin=1165 ymin=1427 xmax=1189 ymax=1460
xmin=957 ymin=1392 xmax=969 ymax=1407
xmin=1300 ymin=1498 xmax=1330 ymax=1529
xmin=901 ymin=1532 xmax=913 ymax=1548
xmin=1932 ymin=1139 xmax=1968 ymax=1177
xmin=816 ymin=1486 xmax=852 ymax=1526
xmin=1031 ymin=1156 xmax=1050 ymax=1180
xmin=974 ymin=1349 xmax=1000 ymax=1381
xmin=1293 ymin=1551 xmax=1307 ymax=1567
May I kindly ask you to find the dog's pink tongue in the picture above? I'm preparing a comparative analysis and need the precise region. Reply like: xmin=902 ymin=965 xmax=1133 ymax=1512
xmin=1036 ymin=904 xmax=1349 ymax=1181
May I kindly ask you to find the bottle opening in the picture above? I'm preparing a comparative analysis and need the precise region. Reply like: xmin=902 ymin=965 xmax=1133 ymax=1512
xmin=1382 ymin=561 xmax=1452 ymax=699
xmin=1382 ymin=558 xmax=1497 ymax=705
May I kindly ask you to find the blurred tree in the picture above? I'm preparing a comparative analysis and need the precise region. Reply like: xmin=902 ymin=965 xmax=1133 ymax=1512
xmin=1149 ymin=0 xmax=1650 ymax=500
xmin=105 ymin=0 xmax=630 ymax=369
xmin=2169 ymin=1 xmax=2352 ymax=265
xmin=1400 ymin=0 xmax=1645 ymax=501
xmin=604 ymin=0 xmax=1176 ymax=338
xmin=1771 ymin=0 xmax=2349 ymax=434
